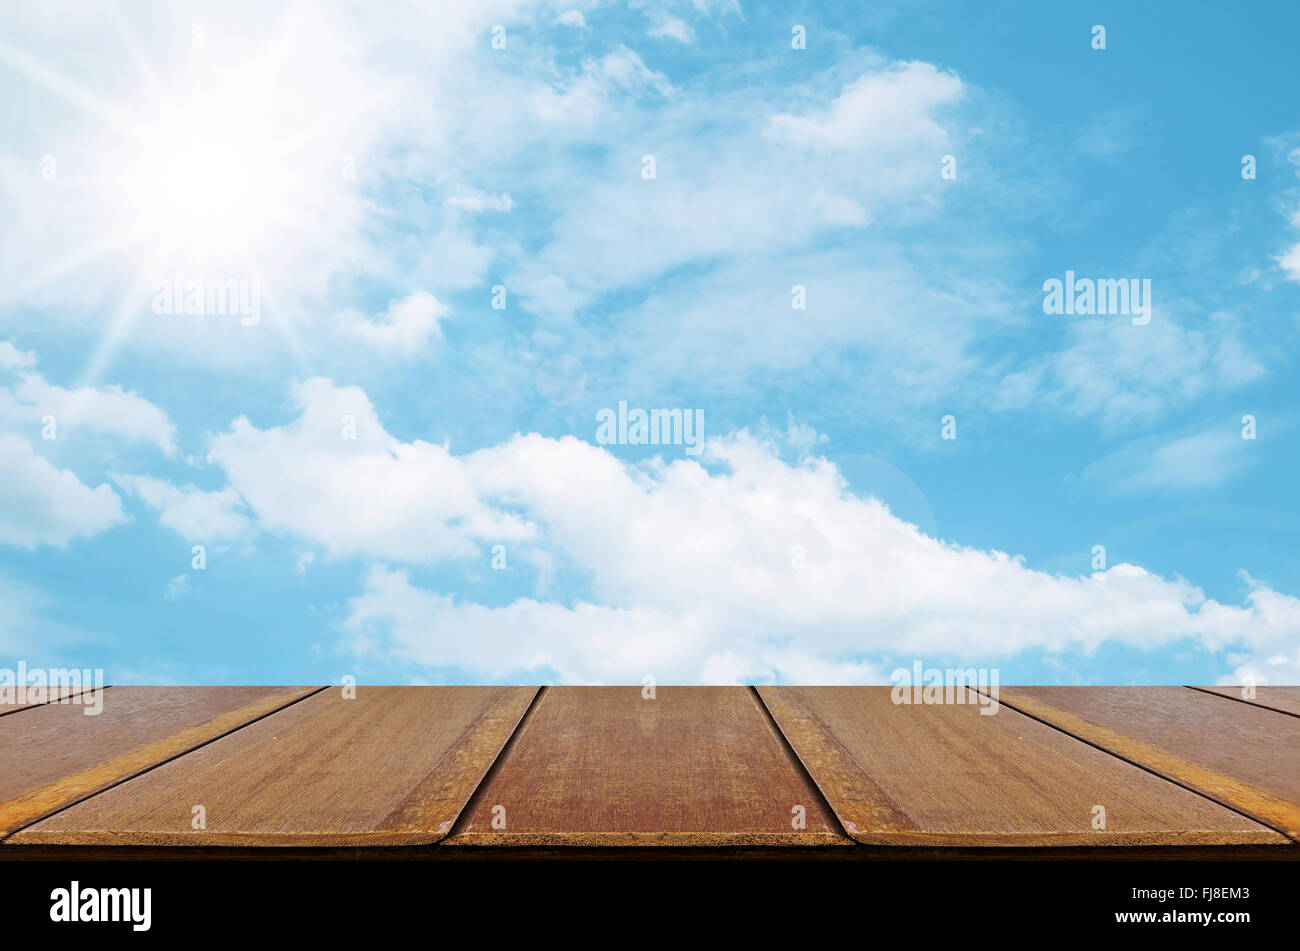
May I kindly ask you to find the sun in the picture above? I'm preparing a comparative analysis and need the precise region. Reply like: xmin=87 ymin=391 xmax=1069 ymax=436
xmin=0 ymin=24 xmax=333 ymax=383
xmin=0 ymin=15 xmax=383 ymax=384
xmin=136 ymin=107 xmax=283 ymax=259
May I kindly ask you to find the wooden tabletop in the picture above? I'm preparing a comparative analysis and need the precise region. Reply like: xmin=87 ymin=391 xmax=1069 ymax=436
xmin=1191 ymin=685 xmax=1300 ymax=718
xmin=759 ymin=686 xmax=1283 ymax=846
xmin=0 ymin=686 xmax=318 ymax=838
xmin=997 ymin=686 xmax=1300 ymax=841
xmin=2 ymin=684 xmax=1297 ymax=854
xmin=11 ymin=687 xmax=535 ymax=846
xmin=446 ymin=686 xmax=847 ymax=846
xmin=0 ymin=684 xmax=105 ymax=717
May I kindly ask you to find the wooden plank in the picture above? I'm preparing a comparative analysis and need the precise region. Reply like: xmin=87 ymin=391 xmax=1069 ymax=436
xmin=758 ymin=686 xmax=1287 ymax=847
xmin=445 ymin=686 xmax=848 ymax=846
xmin=12 ymin=686 xmax=537 ymax=846
xmin=0 ymin=684 xmax=107 ymax=718
xmin=997 ymin=686 xmax=1300 ymax=842
xmin=0 ymin=686 xmax=318 ymax=839
xmin=1191 ymin=685 xmax=1300 ymax=719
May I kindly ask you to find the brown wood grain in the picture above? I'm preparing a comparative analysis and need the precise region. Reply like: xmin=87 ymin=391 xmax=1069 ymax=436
xmin=1190 ymin=685 xmax=1300 ymax=719
xmin=758 ymin=686 xmax=1286 ymax=847
xmin=12 ymin=686 xmax=537 ymax=847
xmin=446 ymin=686 xmax=849 ymax=846
xmin=0 ymin=684 xmax=108 ymax=717
xmin=997 ymin=686 xmax=1300 ymax=841
xmin=0 ymin=686 xmax=318 ymax=839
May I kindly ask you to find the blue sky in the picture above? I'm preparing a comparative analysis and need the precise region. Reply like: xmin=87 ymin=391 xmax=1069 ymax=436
xmin=1 ymin=0 xmax=1297 ymax=686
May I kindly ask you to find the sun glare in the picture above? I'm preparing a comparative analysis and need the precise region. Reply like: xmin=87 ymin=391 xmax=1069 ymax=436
xmin=0 ymin=16 xmax=365 ymax=384
xmin=137 ymin=108 xmax=281 ymax=259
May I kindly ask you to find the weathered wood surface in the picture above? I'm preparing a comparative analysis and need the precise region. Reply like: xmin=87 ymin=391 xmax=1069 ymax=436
xmin=0 ymin=686 xmax=317 ymax=839
xmin=6 ymin=684 xmax=1294 ymax=851
xmin=0 ymin=684 xmax=108 ymax=717
xmin=12 ymin=686 xmax=536 ymax=846
xmin=1191 ymin=685 xmax=1300 ymax=719
xmin=998 ymin=686 xmax=1300 ymax=841
xmin=446 ymin=686 xmax=849 ymax=846
xmin=758 ymin=686 xmax=1287 ymax=847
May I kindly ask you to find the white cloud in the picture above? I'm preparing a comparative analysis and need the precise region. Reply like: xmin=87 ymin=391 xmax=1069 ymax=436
xmin=0 ymin=340 xmax=35 ymax=369
xmin=165 ymin=573 xmax=190 ymax=600
xmin=0 ymin=353 xmax=176 ymax=455
xmin=461 ymin=430 xmax=1293 ymax=666
xmin=112 ymin=474 xmax=251 ymax=542
xmin=1279 ymin=242 xmax=1300 ymax=282
xmin=0 ymin=433 xmax=124 ymax=547
xmin=513 ymin=59 xmax=970 ymax=324
xmin=0 ymin=343 xmax=169 ymax=550
xmin=205 ymin=378 xmax=1299 ymax=683
xmin=1078 ymin=426 xmax=1257 ymax=493
xmin=339 ymin=291 xmax=447 ymax=353
xmin=415 ymin=230 xmax=496 ymax=292
xmin=531 ymin=46 xmax=672 ymax=125
xmin=1269 ymin=137 xmax=1300 ymax=282
xmin=1217 ymin=576 xmax=1300 ymax=685
xmin=556 ymin=11 xmax=588 ymax=29
xmin=206 ymin=378 xmax=533 ymax=562
xmin=344 ymin=566 xmax=692 ymax=680
xmin=0 ymin=14 xmax=997 ymax=424
xmin=346 ymin=564 xmax=891 ymax=684
xmin=647 ymin=13 xmax=694 ymax=43
xmin=997 ymin=310 xmax=1266 ymax=427
xmin=768 ymin=61 xmax=963 ymax=152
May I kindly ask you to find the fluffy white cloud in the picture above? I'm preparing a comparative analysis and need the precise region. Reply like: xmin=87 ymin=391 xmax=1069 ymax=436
xmin=0 ymin=373 xmax=176 ymax=455
xmin=0 ymin=343 xmax=171 ymax=550
xmin=646 ymin=13 xmax=693 ymax=44
xmin=1279 ymin=242 xmax=1300 ymax=282
xmin=0 ymin=10 xmax=1003 ymax=426
xmin=111 ymin=474 xmax=250 ymax=542
xmin=0 ymin=340 xmax=35 ymax=369
xmin=997 ymin=310 xmax=1266 ymax=427
xmin=768 ymin=61 xmax=963 ymax=152
xmin=1214 ymin=577 xmax=1300 ymax=686
xmin=0 ymin=433 xmax=124 ymax=547
xmin=345 ymin=565 xmax=895 ymax=684
xmin=0 ymin=344 xmax=176 ymax=454
xmin=562 ymin=247 xmax=1009 ymax=413
xmin=510 ymin=57 xmax=971 ymax=330
xmin=206 ymin=378 xmax=533 ymax=562
xmin=206 ymin=378 xmax=1299 ymax=683
xmin=457 ymin=429 xmax=1296 ymax=673
xmin=531 ymin=46 xmax=672 ymax=125
xmin=339 ymin=291 xmax=448 ymax=353
xmin=344 ymin=566 xmax=693 ymax=681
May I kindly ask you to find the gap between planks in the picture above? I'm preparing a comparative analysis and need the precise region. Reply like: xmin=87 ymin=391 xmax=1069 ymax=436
xmin=973 ymin=685 xmax=1300 ymax=843
xmin=12 ymin=686 xmax=1292 ymax=851
xmin=0 ymin=685 xmax=330 ymax=842
xmin=1185 ymin=684 xmax=1300 ymax=720
xmin=746 ymin=685 xmax=852 ymax=842
xmin=443 ymin=684 xmax=551 ymax=841
xmin=445 ymin=686 xmax=849 ymax=845
xmin=0 ymin=685 xmax=114 ymax=719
